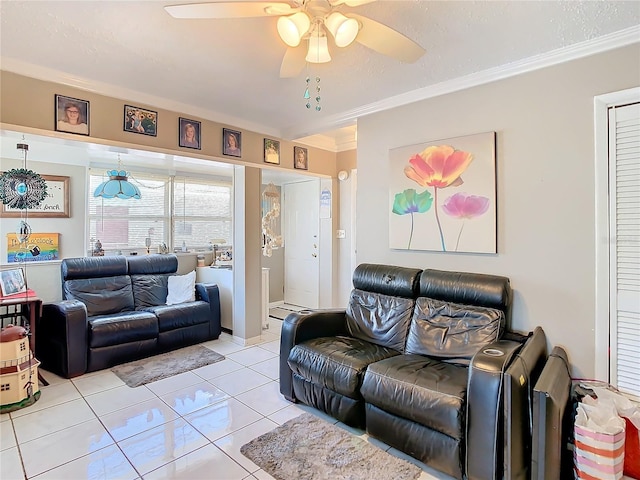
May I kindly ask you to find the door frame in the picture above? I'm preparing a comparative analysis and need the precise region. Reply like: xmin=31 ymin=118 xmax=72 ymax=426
xmin=593 ymin=86 xmax=640 ymax=382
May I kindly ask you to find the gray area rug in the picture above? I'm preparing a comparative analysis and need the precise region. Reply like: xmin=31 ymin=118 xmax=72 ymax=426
xmin=111 ymin=345 xmax=224 ymax=388
xmin=240 ymin=413 xmax=422 ymax=480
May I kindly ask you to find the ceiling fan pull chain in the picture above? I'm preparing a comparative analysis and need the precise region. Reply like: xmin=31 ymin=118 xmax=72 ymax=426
xmin=315 ymin=76 xmax=321 ymax=111
xmin=304 ymin=76 xmax=311 ymax=109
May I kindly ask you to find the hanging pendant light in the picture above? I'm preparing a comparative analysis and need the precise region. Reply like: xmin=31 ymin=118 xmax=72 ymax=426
xmin=93 ymin=156 xmax=141 ymax=199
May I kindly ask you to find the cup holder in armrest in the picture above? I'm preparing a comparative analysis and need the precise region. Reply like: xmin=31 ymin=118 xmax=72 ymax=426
xmin=483 ymin=348 xmax=505 ymax=357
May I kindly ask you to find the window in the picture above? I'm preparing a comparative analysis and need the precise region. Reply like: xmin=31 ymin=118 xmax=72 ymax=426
xmin=19 ymin=341 xmax=25 ymax=351
xmin=89 ymin=170 xmax=232 ymax=253
xmin=1 ymin=384 xmax=9 ymax=391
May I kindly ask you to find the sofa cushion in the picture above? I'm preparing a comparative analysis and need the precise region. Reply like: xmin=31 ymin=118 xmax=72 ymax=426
xmin=288 ymin=336 xmax=400 ymax=399
xmin=405 ymin=297 xmax=504 ymax=363
xmin=89 ymin=311 xmax=158 ymax=348
xmin=144 ymin=301 xmax=210 ymax=332
xmin=361 ymin=354 xmax=468 ymax=439
xmin=346 ymin=289 xmax=415 ymax=352
xmin=64 ymin=276 xmax=134 ymax=316
xmin=166 ymin=271 xmax=196 ymax=305
xmin=131 ymin=274 xmax=169 ymax=309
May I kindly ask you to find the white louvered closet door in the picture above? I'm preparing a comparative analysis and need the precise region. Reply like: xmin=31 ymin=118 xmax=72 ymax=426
xmin=609 ymin=102 xmax=640 ymax=398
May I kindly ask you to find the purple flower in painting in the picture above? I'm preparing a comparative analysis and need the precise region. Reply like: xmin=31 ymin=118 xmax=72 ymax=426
xmin=442 ymin=193 xmax=490 ymax=251
xmin=392 ymin=189 xmax=433 ymax=249
xmin=442 ymin=193 xmax=490 ymax=219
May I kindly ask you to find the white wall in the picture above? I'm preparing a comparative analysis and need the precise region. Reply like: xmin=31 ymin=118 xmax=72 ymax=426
xmin=355 ymin=44 xmax=640 ymax=378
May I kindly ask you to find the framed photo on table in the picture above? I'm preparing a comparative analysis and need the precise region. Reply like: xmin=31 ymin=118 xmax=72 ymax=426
xmin=0 ymin=268 xmax=26 ymax=296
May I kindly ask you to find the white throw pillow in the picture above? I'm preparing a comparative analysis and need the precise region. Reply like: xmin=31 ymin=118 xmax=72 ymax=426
xmin=166 ymin=270 xmax=196 ymax=305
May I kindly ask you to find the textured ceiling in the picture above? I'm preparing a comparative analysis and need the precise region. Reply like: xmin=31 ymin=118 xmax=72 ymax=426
xmin=1 ymin=0 xmax=639 ymax=144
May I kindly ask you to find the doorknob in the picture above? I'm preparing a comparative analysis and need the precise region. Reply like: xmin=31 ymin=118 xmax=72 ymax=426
xmin=312 ymin=253 xmax=317 ymax=257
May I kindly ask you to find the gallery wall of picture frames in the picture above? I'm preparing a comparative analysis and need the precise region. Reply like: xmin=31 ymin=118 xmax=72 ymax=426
xmin=48 ymin=93 xmax=316 ymax=166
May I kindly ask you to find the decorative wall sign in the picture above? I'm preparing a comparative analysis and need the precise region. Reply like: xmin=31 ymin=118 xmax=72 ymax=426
xmin=0 ymin=175 xmax=69 ymax=218
xmin=6 ymin=232 xmax=60 ymax=263
xmin=389 ymin=132 xmax=496 ymax=253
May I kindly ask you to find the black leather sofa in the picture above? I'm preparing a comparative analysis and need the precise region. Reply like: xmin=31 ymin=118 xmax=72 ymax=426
xmin=280 ymin=264 xmax=548 ymax=480
xmin=36 ymin=254 xmax=221 ymax=378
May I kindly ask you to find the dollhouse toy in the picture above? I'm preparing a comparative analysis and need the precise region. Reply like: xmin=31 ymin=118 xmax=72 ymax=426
xmin=0 ymin=324 xmax=40 ymax=412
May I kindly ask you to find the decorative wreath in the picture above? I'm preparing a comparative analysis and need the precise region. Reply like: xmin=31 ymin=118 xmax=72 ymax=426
xmin=0 ymin=168 xmax=47 ymax=209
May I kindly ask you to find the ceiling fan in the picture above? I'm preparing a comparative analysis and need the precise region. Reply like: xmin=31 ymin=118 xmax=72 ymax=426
xmin=164 ymin=0 xmax=426 ymax=78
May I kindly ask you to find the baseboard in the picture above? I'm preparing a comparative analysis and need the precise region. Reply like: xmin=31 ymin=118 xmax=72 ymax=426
xmin=231 ymin=334 xmax=263 ymax=347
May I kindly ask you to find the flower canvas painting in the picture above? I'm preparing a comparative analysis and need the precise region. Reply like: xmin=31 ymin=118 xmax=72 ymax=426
xmin=389 ymin=132 xmax=496 ymax=253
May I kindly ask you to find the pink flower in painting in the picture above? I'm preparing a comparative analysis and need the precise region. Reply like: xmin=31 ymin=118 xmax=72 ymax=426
xmin=442 ymin=192 xmax=490 ymax=251
xmin=404 ymin=145 xmax=473 ymax=189
xmin=442 ymin=193 xmax=490 ymax=219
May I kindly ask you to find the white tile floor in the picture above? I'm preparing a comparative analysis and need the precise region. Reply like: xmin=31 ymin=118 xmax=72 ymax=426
xmin=0 ymin=318 xmax=451 ymax=480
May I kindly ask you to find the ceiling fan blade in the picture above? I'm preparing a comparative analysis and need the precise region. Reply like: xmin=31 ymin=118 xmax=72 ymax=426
xmin=164 ymin=2 xmax=295 ymax=19
xmin=280 ymin=46 xmax=307 ymax=78
xmin=331 ymin=0 xmax=376 ymax=6
xmin=350 ymin=14 xmax=425 ymax=63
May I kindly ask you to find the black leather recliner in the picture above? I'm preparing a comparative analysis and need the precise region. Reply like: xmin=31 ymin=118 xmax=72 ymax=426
xmin=280 ymin=263 xmax=548 ymax=480
xmin=36 ymin=254 xmax=221 ymax=378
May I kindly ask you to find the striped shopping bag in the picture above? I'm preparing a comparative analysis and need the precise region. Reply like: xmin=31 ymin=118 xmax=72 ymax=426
xmin=574 ymin=402 xmax=626 ymax=480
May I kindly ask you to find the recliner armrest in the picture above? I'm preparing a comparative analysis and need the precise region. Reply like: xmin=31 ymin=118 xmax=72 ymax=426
xmin=36 ymin=300 xmax=89 ymax=378
xmin=279 ymin=309 xmax=349 ymax=401
xmin=466 ymin=338 xmax=522 ymax=480
xmin=195 ymin=283 xmax=222 ymax=339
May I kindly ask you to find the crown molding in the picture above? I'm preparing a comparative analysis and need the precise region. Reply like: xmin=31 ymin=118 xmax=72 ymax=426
xmin=281 ymin=25 xmax=640 ymax=139
xmin=2 ymin=25 xmax=638 ymax=151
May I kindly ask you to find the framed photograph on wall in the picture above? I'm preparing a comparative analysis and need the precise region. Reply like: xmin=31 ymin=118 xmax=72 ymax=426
xmin=179 ymin=118 xmax=201 ymax=149
xmin=294 ymin=146 xmax=308 ymax=170
xmin=264 ymin=138 xmax=280 ymax=165
xmin=223 ymin=128 xmax=242 ymax=157
xmin=0 ymin=268 xmax=26 ymax=296
xmin=55 ymin=94 xmax=89 ymax=136
xmin=124 ymin=105 xmax=157 ymax=136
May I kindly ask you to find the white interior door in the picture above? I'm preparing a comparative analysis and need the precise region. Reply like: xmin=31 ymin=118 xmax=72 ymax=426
xmin=608 ymin=102 xmax=640 ymax=399
xmin=284 ymin=180 xmax=319 ymax=308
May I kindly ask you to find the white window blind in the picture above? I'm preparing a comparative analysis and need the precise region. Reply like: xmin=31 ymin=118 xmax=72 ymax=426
xmin=173 ymin=176 xmax=233 ymax=248
xmin=89 ymin=171 xmax=232 ymax=252
xmin=608 ymin=102 xmax=640 ymax=398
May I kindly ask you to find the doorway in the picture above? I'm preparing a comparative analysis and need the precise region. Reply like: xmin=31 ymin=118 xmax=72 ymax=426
xmin=283 ymin=179 xmax=320 ymax=308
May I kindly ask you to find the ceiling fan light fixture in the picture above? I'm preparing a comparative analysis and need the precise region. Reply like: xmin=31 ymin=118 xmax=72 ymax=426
xmin=277 ymin=12 xmax=310 ymax=47
xmin=325 ymin=12 xmax=359 ymax=47
xmin=306 ymin=33 xmax=331 ymax=63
